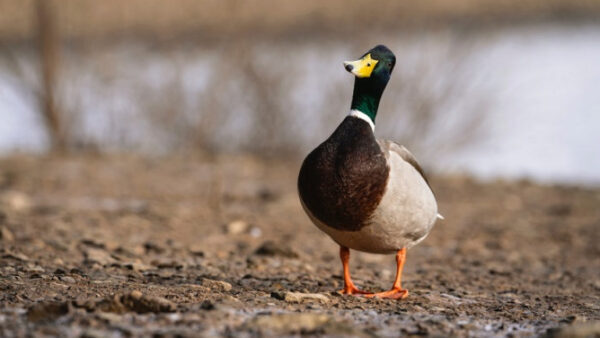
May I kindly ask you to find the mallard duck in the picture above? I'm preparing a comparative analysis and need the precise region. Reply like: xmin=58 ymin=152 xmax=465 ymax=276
xmin=298 ymin=45 xmax=442 ymax=299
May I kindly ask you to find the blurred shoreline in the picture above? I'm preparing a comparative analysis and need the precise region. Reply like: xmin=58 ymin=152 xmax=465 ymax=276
xmin=1 ymin=1 xmax=599 ymax=187
xmin=2 ymin=22 xmax=600 ymax=187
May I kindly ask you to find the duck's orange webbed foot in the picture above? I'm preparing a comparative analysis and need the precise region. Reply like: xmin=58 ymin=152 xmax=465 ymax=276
xmin=338 ymin=246 xmax=372 ymax=296
xmin=337 ymin=247 xmax=410 ymax=299
xmin=364 ymin=248 xmax=410 ymax=300
xmin=364 ymin=287 xmax=409 ymax=299
xmin=338 ymin=283 xmax=372 ymax=296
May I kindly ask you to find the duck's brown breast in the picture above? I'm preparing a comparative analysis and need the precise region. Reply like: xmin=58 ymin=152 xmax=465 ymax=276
xmin=298 ymin=117 xmax=389 ymax=232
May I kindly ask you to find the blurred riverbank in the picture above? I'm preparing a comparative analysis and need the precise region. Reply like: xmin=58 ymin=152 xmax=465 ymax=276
xmin=1 ymin=22 xmax=600 ymax=185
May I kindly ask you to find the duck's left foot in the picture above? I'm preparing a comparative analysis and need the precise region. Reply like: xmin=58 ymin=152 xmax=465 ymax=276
xmin=339 ymin=284 xmax=372 ymax=296
xmin=363 ymin=248 xmax=410 ymax=300
xmin=364 ymin=287 xmax=409 ymax=300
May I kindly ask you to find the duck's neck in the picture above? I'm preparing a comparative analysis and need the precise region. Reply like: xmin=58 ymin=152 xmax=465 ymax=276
xmin=350 ymin=78 xmax=387 ymax=124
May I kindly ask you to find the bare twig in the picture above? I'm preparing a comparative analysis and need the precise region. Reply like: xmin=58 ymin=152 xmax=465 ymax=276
xmin=35 ymin=0 xmax=64 ymax=152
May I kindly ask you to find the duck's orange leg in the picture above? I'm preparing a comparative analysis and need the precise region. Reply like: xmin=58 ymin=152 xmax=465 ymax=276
xmin=365 ymin=248 xmax=409 ymax=300
xmin=339 ymin=246 xmax=372 ymax=295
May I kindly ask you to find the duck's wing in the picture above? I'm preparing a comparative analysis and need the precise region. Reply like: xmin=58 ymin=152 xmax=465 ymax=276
xmin=377 ymin=140 xmax=444 ymax=220
xmin=377 ymin=140 xmax=430 ymax=185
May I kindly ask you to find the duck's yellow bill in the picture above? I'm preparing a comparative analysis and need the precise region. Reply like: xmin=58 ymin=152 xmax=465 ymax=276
xmin=343 ymin=53 xmax=379 ymax=78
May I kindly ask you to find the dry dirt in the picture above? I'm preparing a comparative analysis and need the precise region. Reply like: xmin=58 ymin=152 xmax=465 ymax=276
xmin=0 ymin=154 xmax=599 ymax=337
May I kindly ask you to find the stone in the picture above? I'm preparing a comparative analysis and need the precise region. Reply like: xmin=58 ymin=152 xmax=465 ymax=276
xmin=2 ymin=191 xmax=32 ymax=212
xmin=122 ymin=292 xmax=175 ymax=313
xmin=74 ymin=298 xmax=96 ymax=311
xmin=272 ymin=291 xmax=330 ymax=304
xmin=181 ymin=284 xmax=210 ymax=292
xmin=96 ymin=311 xmax=123 ymax=324
xmin=188 ymin=244 xmax=205 ymax=257
xmin=0 ymin=226 xmax=14 ymax=242
xmin=122 ymin=262 xmax=153 ymax=272
xmin=226 ymin=220 xmax=249 ymax=235
xmin=2 ymin=251 xmax=29 ymax=261
xmin=59 ymin=276 xmax=76 ymax=284
xmin=201 ymin=278 xmax=233 ymax=292
xmin=247 ymin=313 xmax=331 ymax=333
xmin=84 ymin=248 xmax=116 ymax=266
xmin=547 ymin=321 xmax=600 ymax=338
xmin=249 ymin=227 xmax=262 ymax=237
xmin=143 ymin=241 xmax=165 ymax=254
xmin=25 ymin=264 xmax=45 ymax=273
xmin=200 ymin=300 xmax=215 ymax=310
xmin=129 ymin=290 xmax=143 ymax=300
xmin=254 ymin=241 xmax=299 ymax=258
xmin=27 ymin=302 xmax=70 ymax=322
xmin=151 ymin=258 xmax=183 ymax=269
xmin=97 ymin=291 xmax=175 ymax=314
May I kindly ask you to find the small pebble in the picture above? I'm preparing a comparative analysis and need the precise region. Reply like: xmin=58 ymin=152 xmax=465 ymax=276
xmin=130 ymin=290 xmax=143 ymax=300
xmin=60 ymin=276 xmax=76 ymax=284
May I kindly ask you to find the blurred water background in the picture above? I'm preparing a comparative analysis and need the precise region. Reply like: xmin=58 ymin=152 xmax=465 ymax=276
xmin=1 ymin=0 xmax=599 ymax=186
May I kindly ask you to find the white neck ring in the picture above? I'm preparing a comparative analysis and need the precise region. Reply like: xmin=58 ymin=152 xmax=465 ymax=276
xmin=349 ymin=109 xmax=375 ymax=131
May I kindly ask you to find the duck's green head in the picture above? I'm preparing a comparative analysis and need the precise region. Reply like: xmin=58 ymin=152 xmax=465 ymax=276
xmin=344 ymin=45 xmax=396 ymax=123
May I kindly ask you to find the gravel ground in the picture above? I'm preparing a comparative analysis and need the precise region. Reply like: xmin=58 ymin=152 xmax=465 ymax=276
xmin=0 ymin=155 xmax=599 ymax=337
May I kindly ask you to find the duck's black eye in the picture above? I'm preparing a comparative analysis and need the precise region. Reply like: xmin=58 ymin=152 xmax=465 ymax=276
xmin=367 ymin=63 xmax=371 ymax=67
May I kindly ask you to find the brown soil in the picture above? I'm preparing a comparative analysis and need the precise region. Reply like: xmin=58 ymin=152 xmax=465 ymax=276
xmin=0 ymin=155 xmax=599 ymax=337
